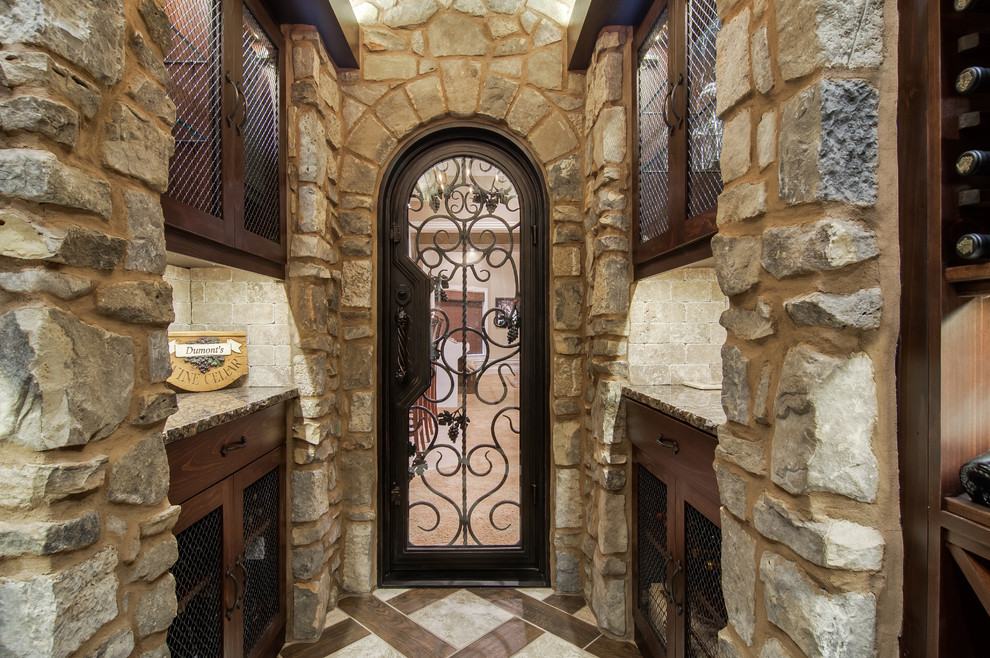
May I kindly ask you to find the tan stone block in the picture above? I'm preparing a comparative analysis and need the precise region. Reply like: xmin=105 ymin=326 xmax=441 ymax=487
xmin=348 ymin=115 xmax=397 ymax=164
xmin=364 ymin=54 xmax=417 ymax=81
xmin=529 ymin=111 xmax=578 ymax=162
xmin=490 ymin=57 xmax=523 ymax=78
xmin=552 ymin=245 xmax=581 ymax=276
xmin=526 ymin=44 xmax=564 ymax=90
xmin=442 ymin=59 xmax=481 ymax=117
xmin=406 ymin=76 xmax=445 ymax=121
xmin=376 ymin=91 xmax=419 ymax=137
xmin=757 ymin=110 xmax=776 ymax=169
xmin=506 ymin=87 xmax=550 ymax=135
xmin=715 ymin=9 xmax=752 ymax=118
xmin=479 ymin=75 xmax=519 ymax=121
xmin=720 ymin=109 xmax=751 ymax=184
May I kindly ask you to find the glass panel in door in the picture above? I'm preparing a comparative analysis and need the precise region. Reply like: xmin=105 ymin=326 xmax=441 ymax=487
xmin=404 ymin=156 xmax=522 ymax=548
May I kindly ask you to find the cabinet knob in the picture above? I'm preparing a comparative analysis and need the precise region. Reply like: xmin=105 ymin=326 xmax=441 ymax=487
xmin=656 ymin=435 xmax=680 ymax=454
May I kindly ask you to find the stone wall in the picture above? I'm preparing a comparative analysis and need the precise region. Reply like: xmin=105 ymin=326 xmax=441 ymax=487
xmin=581 ymin=26 xmax=635 ymax=639
xmin=628 ymin=267 xmax=728 ymax=386
xmin=165 ymin=264 xmax=293 ymax=386
xmin=711 ymin=0 xmax=901 ymax=655
xmin=282 ymin=26 xmax=346 ymax=642
xmin=335 ymin=0 xmax=588 ymax=601
xmin=0 ymin=0 xmax=179 ymax=655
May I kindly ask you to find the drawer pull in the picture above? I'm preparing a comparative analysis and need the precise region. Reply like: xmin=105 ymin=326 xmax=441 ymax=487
xmin=656 ymin=435 xmax=680 ymax=454
xmin=221 ymin=436 xmax=247 ymax=457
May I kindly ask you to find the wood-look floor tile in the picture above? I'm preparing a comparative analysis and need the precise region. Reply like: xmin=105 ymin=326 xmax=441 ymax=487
xmin=451 ymin=617 xmax=544 ymax=658
xmin=388 ymin=587 xmax=460 ymax=615
xmin=468 ymin=588 xmax=601 ymax=649
xmin=280 ymin=618 xmax=369 ymax=658
xmin=542 ymin=593 xmax=588 ymax=615
xmin=585 ymin=635 xmax=644 ymax=658
xmin=338 ymin=594 xmax=457 ymax=657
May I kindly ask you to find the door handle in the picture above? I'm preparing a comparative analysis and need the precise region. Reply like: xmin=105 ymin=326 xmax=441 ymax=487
xmin=395 ymin=308 xmax=410 ymax=383
xmin=224 ymin=72 xmax=241 ymax=129
xmin=667 ymin=559 xmax=684 ymax=616
xmin=667 ymin=73 xmax=684 ymax=131
xmin=235 ymin=80 xmax=247 ymax=135
xmin=234 ymin=555 xmax=247 ymax=612
xmin=225 ymin=563 xmax=239 ymax=620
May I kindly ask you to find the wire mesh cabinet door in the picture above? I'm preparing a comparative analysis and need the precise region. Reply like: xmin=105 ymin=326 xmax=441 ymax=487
xmin=634 ymin=0 xmax=723 ymax=276
xmin=161 ymin=0 xmax=286 ymax=277
xmin=233 ymin=447 xmax=285 ymax=658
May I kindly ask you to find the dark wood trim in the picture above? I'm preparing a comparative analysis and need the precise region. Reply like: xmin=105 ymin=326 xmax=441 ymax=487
xmin=377 ymin=123 xmax=550 ymax=586
xmin=264 ymin=0 xmax=359 ymax=69
xmin=567 ymin=0 xmax=656 ymax=70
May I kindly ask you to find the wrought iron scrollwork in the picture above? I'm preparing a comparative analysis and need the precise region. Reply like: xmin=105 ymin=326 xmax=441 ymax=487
xmin=402 ymin=155 xmax=524 ymax=548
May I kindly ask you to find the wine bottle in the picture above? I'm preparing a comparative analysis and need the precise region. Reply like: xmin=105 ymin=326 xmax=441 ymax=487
xmin=956 ymin=149 xmax=990 ymax=175
xmin=956 ymin=66 xmax=990 ymax=93
xmin=956 ymin=233 xmax=990 ymax=259
xmin=956 ymin=0 xmax=979 ymax=12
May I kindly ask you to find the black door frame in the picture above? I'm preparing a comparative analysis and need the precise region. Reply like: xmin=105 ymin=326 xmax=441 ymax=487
xmin=377 ymin=122 xmax=550 ymax=586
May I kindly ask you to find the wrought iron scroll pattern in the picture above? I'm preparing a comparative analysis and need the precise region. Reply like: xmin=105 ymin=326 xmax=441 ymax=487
xmin=403 ymin=156 xmax=523 ymax=547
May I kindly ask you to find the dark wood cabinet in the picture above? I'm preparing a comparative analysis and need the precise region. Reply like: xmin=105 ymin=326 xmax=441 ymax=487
xmin=166 ymin=402 xmax=287 ymax=658
xmin=161 ymin=0 xmax=287 ymax=278
xmin=627 ymin=399 xmax=725 ymax=658
xmin=633 ymin=0 xmax=722 ymax=278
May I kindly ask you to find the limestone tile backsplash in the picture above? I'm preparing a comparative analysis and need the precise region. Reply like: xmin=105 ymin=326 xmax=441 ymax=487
xmin=165 ymin=263 xmax=293 ymax=386
xmin=628 ymin=266 xmax=728 ymax=386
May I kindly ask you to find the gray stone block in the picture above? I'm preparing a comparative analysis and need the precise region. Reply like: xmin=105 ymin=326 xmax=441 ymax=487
xmin=102 ymin=103 xmax=174 ymax=192
xmin=95 ymin=281 xmax=174 ymax=324
xmin=108 ymin=432 xmax=169 ymax=506
xmin=0 ymin=0 xmax=125 ymax=84
xmin=779 ymin=80 xmax=878 ymax=205
xmin=785 ymin=288 xmax=882 ymax=330
xmin=0 ymin=307 xmax=133 ymax=451
xmin=771 ymin=347 xmax=879 ymax=502
xmin=0 ymin=547 xmax=119 ymax=657
xmin=753 ymin=492 xmax=883 ymax=571
xmin=0 ymin=510 xmax=100 ymax=557
xmin=721 ymin=345 xmax=751 ymax=425
xmin=0 ymin=149 xmax=111 ymax=218
xmin=721 ymin=510 xmax=756 ymax=645
xmin=760 ymin=553 xmax=877 ymax=657
xmin=762 ymin=219 xmax=878 ymax=279
xmin=0 ymin=95 xmax=80 ymax=147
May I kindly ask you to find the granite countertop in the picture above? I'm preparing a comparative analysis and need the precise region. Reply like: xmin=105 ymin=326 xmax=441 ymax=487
xmin=164 ymin=386 xmax=299 ymax=444
xmin=621 ymin=383 xmax=726 ymax=435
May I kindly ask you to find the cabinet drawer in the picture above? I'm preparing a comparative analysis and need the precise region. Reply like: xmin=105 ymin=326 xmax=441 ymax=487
xmin=626 ymin=399 xmax=718 ymax=497
xmin=167 ymin=402 xmax=286 ymax=504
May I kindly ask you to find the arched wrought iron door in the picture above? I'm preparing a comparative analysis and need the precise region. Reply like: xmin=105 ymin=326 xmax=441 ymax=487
xmin=380 ymin=125 xmax=549 ymax=585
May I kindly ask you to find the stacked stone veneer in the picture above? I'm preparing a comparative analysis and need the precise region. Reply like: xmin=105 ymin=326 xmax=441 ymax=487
xmin=711 ymin=0 xmax=901 ymax=656
xmin=165 ymin=264 xmax=293 ymax=386
xmin=334 ymin=0 xmax=591 ymax=607
xmin=628 ymin=267 xmax=728 ymax=386
xmin=579 ymin=27 xmax=635 ymax=638
xmin=0 ymin=0 xmax=180 ymax=655
xmin=282 ymin=26 xmax=346 ymax=641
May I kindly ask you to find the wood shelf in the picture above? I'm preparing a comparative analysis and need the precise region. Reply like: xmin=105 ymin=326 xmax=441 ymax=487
xmin=945 ymin=263 xmax=990 ymax=296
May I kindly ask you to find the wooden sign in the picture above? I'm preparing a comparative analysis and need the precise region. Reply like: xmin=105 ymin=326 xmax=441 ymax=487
xmin=167 ymin=331 xmax=248 ymax=392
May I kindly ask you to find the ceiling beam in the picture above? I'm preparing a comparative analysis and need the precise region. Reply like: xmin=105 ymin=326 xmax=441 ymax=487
xmin=567 ymin=0 xmax=655 ymax=70
xmin=267 ymin=0 xmax=360 ymax=69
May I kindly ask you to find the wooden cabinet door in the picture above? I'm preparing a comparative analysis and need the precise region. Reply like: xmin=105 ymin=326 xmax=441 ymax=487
xmin=232 ymin=447 xmax=285 ymax=658
xmin=633 ymin=0 xmax=722 ymax=277
xmin=161 ymin=0 xmax=286 ymax=278
xmin=168 ymin=478 xmax=238 ymax=657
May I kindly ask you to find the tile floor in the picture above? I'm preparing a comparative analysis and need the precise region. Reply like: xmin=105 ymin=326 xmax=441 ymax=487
xmin=280 ymin=588 xmax=643 ymax=658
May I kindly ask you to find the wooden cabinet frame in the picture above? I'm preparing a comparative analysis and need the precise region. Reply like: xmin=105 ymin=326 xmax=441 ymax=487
xmin=898 ymin=0 xmax=990 ymax=654
xmin=163 ymin=0 xmax=288 ymax=278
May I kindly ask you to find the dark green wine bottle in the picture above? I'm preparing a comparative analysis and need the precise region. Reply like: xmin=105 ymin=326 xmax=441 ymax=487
xmin=956 ymin=150 xmax=990 ymax=176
